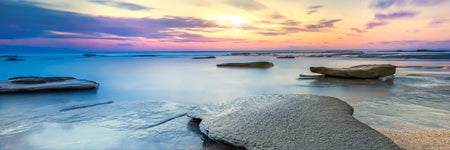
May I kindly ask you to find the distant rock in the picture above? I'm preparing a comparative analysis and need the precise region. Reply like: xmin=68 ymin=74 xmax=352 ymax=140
xmin=0 ymin=76 xmax=99 ymax=93
xmin=83 ymin=54 xmax=97 ymax=57
xmin=276 ymin=55 xmax=295 ymax=59
xmin=135 ymin=55 xmax=158 ymax=57
xmin=217 ymin=61 xmax=274 ymax=69
xmin=192 ymin=56 xmax=216 ymax=59
xmin=4 ymin=58 xmax=24 ymax=61
xmin=187 ymin=94 xmax=400 ymax=150
xmin=310 ymin=64 xmax=396 ymax=78
xmin=230 ymin=52 xmax=251 ymax=56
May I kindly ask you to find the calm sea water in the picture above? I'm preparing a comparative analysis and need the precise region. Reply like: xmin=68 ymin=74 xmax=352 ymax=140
xmin=0 ymin=51 xmax=449 ymax=149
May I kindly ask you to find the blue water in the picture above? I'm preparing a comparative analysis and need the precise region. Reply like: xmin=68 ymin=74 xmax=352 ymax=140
xmin=0 ymin=51 xmax=449 ymax=149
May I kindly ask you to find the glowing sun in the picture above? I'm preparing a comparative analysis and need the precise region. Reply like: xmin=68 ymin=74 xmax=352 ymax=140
xmin=215 ymin=15 xmax=248 ymax=28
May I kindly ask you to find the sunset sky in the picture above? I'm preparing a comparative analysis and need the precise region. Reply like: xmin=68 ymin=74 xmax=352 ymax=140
xmin=1 ymin=0 xmax=449 ymax=52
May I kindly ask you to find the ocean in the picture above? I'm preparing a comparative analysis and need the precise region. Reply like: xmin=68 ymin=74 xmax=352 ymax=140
xmin=0 ymin=50 xmax=449 ymax=149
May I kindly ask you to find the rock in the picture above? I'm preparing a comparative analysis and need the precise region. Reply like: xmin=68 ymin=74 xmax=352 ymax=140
xmin=8 ymin=77 xmax=76 ymax=84
xmin=59 ymin=101 xmax=114 ymax=112
xmin=217 ymin=61 xmax=274 ymax=69
xmin=352 ymin=88 xmax=450 ymax=130
xmin=298 ymin=74 xmax=325 ymax=79
xmin=83 ymin=54 xmax=97 ymax=57
xmin=309 ymin=77 xmax=394 ymax=86
xmin=4 ymin=58 xmax=24 ymax=61
xmin=135 ymin=55 xmax=158 ymax=57
xmin=276 ymin=55 xmax=295 ymax=59
xmin=310 ymin=64 xmax=396 ymax=78
xmin=187 ymin=94 xmax=400 ymax=150
xmin=192 ymin=56 xmax=216 ymax=59
xmin=230 ymin=52 xmax=251 ymax=56
xmin=0 ymin=76 xmax=99 ymax=93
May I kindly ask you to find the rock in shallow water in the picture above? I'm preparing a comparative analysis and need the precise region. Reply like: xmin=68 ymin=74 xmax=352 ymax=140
xmin=0 ymin=76 xmax=98 ymax=93
xmin=217 ymin=61 xmax=274 ymax=69
xmin=310 ymin=64 xmax=396 ymax=78
xmin=187 ymin=94 xmax=400 ymax=150
xmin=192 ymin=56 xmax=216 ymax=59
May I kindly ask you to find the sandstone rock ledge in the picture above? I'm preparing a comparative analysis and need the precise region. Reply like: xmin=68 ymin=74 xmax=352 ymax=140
xmin=0 ymin=76 xmax=99 ymax=93
xmin=217 ymin=61 xmax=274 ymax=69
xmin=310 ymin=64 xmax=396 ymax=78
xmin=187 ymin=94 xmax=400 ymax=150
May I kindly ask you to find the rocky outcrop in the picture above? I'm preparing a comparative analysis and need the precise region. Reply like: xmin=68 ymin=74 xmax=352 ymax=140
xmin=217 ymin=61 xmax=274 ymax=68
xmin=310 ymin=64 xmax=396 ymax=78
xmin=187 ymin=94 xmax=401 ymax=150
xmin=192 ymin=56 xmax=216 ymax=59
xmin=0 ymin=76 xmax=99 ymax=93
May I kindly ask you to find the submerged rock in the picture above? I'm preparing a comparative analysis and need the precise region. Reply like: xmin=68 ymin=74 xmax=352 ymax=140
xmin=135 ymin=55 xmax=158 ymax=57
xmin=83 ymin=54 xmax=97 ymax=57
xmin=276 ymin=55 xmax=295 ymax=59
xmin=4 ymin=58 xmax=24 ymax=61
xmin=352 ymin=88 xmax=450 ymax=130
xmin=310 ymin=64 xmax=396 ymax=78
xmin=298 ymin=74 xmax=325 ymax=79
xmin=192 ymin=56 xmax=216 ymax=59
xmin=187 ymin=94 xmax=400 ymax=150
xmin=60 ymin=101 xmax=114 ymax=112
xmin=217 ymin=61 xmax=274 ymax=69
xmin=0 ymin=76 xmax=98 ymax=93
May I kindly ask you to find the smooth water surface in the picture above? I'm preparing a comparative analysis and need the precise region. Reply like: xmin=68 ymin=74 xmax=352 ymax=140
xmin=0 ymin=51 xmax=449 ymax=149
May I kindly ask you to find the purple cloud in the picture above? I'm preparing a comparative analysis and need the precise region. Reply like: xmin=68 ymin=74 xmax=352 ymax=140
xmin=254 ymin=19 xmax=341 ymax=36
xmin=90 ymin=0 xmax=151 ymax=11
xmin=375 ymin=11 xmax=417 ymax=20
xmin=307 ymin=19 xmax=342 ymax=29
xmin=307 ymin=10 xmax=317 ymax=15
xmin=282 ymin=27 xmax=307 ymax=32
xmin=165 ymin=33 xmax=247 ymax=43
xmin=256 ymin=32 xmax=284 ymax=36
xmin=308 ymin=5 xmax=323 ymax=9
xmin=306 ymin=5 xmax=323 ymax=15
xmin=369 ymin=0 xmax=405 ymax=9
xmin=0 ymin=2 xmax=222 ymax=40
xmin=366 ymin=21 xmax=389 ymax=29
xmin=351 ymin=28 xmax=364 ymax=33
xmin=280 ymin=20 xmax=301 ymax=26
xmin=270 ymin=11 xmax=286 ymax=19
xmin=369 ymin=0 xmax=406 ymax=9
xmin=411 ymin=0 xmax=447 ymax=6
xmin=429 ymin=17 xmax=449 ymax=25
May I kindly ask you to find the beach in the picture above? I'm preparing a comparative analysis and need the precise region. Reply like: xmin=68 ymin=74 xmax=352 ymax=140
xmin=0 ymin=50 xmax=449 ymax=149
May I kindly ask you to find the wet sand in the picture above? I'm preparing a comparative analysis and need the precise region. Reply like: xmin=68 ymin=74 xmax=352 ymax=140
xmin=375 ymin=128 xmax=449 ymax=150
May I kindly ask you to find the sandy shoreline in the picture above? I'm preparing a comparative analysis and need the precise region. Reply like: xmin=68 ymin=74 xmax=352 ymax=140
xmin=375 ymin=128 xmax=449 ymax=150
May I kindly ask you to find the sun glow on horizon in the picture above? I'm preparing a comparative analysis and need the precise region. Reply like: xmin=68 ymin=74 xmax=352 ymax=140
xmin=212 ymin=15 xmax=249 ymax=29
